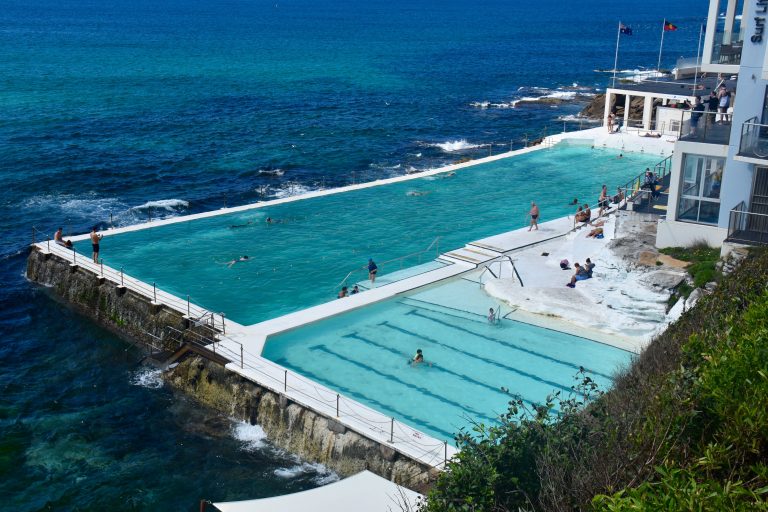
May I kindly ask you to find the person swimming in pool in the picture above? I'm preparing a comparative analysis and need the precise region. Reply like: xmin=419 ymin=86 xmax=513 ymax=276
xmin=227 ymin=255 xmax=250 ymax=268
xmin=410 ymin=349 xmax=424 ymax=365
xmin=488 ymin=307 xmax=496 ymax=324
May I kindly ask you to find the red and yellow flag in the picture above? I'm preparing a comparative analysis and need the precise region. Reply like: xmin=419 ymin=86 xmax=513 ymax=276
xmin=664 ymin=20 xmax=678 ymax=31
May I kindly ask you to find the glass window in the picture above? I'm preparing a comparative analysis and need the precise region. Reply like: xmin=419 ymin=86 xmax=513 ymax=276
xmin=677 ymin=154 xmax=723 ymax=225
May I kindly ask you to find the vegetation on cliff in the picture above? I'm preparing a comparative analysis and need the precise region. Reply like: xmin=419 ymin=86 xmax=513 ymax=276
xmin=420 ymin=249 xmax=768 ymax=511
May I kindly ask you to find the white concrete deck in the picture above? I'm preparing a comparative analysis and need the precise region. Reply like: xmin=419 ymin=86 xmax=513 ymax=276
xmin=212 ymin=470 xmax=421 ymax=512
xmin=546 ymin=126 xmax=675 ymax=156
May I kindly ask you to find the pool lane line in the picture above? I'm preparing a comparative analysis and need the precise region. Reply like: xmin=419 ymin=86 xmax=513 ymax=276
xmin=343 ymin=332 xmax=524 ymax=399
xmin=375 ymin=323 xmax=578 ymax=396
xmin=308 ymin=345 xmax=500 ymax=425
xmin=270 ymin=357 xmax=458 ymax=441
xmin=404 ymin=309 xmax=615 ymax=381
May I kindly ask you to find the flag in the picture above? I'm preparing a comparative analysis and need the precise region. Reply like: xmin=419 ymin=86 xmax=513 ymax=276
xmin=620 ymin=23 xmax=633 ymax=35
xmin=664 ymin=20 xmax=678 ymax=31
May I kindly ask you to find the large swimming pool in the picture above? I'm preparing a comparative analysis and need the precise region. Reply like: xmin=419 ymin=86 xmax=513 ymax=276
xmin=77 ymin=145 xmax=660 ymax=324
xmin=262 ymin=278 xmax=631 ymax=442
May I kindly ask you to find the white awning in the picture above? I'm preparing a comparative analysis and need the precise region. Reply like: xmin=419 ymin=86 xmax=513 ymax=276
xmin=212 ymin=471 xmax=423 ymax=512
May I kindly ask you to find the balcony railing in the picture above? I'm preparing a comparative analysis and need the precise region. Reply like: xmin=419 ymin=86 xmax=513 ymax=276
xmin=672 ymin=109 xmax=731 ymax=145
xmin=727 ymin=201 xmax=768 ymax=245
xmin=738 ymin=117 xmax=768 ymax=161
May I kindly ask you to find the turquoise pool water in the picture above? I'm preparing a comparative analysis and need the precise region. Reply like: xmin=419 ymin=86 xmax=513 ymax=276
xmin=262 ymin=279 xmax=631 ymax=442
xmin=78 ymin=146 xmax=660 ymax=324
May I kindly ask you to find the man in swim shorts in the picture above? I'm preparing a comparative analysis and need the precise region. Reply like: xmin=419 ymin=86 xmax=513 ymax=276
xmin=368 ymin=258 xmax=378 ymax=284
xmin=90 ymin=227 xmax=103 ymax=263
xmin=528 ymin=201 xmax=539 ymax=231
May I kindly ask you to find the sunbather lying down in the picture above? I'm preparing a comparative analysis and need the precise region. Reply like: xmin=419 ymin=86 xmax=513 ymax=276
xmin=586 ymin=227 xmax=604 ymax=238
xmin=640 ymin=132 xmax=661 ymax=138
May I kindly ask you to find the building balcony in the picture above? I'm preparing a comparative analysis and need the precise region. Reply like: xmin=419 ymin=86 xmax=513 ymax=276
xmin=710 ymin=28 xmax=743 ymax=66
xmin=727 ymin=201 xmax=768 ymax=246
xmin=737 ymin=117 xmax=768 ymax=163
xmin=674 ymin=110 xmax=731 ymax=146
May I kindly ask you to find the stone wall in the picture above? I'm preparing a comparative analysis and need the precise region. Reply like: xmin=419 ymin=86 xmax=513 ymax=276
xmin=26 ymin=247 xmax=437 ymax=491
xmin=167 ymin=355 xmax=436 ymax=490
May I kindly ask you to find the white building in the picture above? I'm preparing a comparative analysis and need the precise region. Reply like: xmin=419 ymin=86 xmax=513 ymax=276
xmin=656 ymin=0 xmax=768 ymax=248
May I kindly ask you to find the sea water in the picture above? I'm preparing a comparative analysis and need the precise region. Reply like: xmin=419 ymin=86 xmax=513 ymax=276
xmin=1 ymin=0 xmax=704 ymax=508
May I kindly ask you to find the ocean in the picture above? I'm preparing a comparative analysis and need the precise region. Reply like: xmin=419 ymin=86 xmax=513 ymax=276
xmin=0 ymin=0 xmax=704 ymax=509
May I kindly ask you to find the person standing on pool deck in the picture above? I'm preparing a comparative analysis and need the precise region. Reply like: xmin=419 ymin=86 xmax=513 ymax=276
xmin=528 ymin=201 xmax=539 ymax=231
xmin=368 ymin=258 xmax=378 ymax=284
xmin=90 ymin=227 xmax=103 ymax=263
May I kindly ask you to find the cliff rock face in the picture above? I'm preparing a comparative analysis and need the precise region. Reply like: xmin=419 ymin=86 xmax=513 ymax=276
xmin=580 ymin=94 xmax=655 ymax=120
xmin=166 ymin=355 xmax=435 ymax=490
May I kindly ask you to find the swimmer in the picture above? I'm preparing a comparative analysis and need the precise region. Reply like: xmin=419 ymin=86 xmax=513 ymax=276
xmin=488 ymin=308 xmax=496 ymax=324
xmin=227 ymin=255 xmax=250 ymax=268
xmin=570 ymin=197 xmax=579 ymax=205
xmin=230 ymin=220 xmax=254 ymax=229
xmin=338 ymin=286 xmax=348 ymax=298
xmin=408 ymin=348 xmax=431 ymax=367
xmin=406 ymin=190 xmax=432 ymax=197
xmin=350 ymin=285 xmax=360 ymax=295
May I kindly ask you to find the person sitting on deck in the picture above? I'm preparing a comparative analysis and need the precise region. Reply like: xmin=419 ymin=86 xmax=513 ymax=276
xmin=584 ymin=258 xmax=596 ymax=277
xmin=574 ymin=204 xmax=591 ymax=223
xmin=613 ymin=187 xmax=625 ymax=204
xmin=566 ymin=262 xmax=590 ymax=288
xmin=642 ymin=169 xmax=659 ymax=199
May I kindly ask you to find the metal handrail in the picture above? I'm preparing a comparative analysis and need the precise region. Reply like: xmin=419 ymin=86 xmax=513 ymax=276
xmin=336 ymin=236 xmax=442 ymax=290
xmin=618 ymin=154 xmax=673 ymax=207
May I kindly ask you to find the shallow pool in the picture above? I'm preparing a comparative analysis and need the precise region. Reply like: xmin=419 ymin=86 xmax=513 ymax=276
xmin=78 ymin=145 xmax=660 ymax=324
xmin=262 ymin=279 xmax=631 ymax=441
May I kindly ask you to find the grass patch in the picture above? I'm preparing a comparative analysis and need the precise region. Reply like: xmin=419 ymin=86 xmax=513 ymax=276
xmin=661 ymin=243 xmax=721 ymax=288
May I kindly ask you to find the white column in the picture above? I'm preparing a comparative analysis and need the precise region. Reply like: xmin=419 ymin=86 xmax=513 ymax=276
xmin=603 ymin=91 xmax=613 ymax=128
xmin=623 ymin=94 xmax=631 ymax=129
xmin=702 ymin=0 xmax=720 ymax=66
xmin=642 ymin=95 xmax=653 ymax=130
xmin=724 ymin=0 xmax=738 ymax=44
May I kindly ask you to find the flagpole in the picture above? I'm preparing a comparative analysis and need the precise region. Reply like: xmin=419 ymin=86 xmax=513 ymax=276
xmin=657 ymin=19 xmax=666 ymax=75
xmin=612 ymin=22 xmax=621 ymax=88
xmin=693 ymin=23 xmax=704 ymax=92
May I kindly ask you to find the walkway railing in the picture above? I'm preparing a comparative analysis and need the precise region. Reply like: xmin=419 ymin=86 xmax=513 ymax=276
xmin=209 ymin=335 xmax=454 ymax=469
xmin=30 ymin=232 xmax=225 ymax=332
xmin=336 ymin=236 xmax=442 ymax=291
xmin=617 ymin=154 xmax=673 ymax=208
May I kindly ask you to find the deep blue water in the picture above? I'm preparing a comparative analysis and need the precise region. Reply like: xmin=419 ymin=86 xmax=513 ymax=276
xmin=1 ymin=0 xmax=704 ymax=509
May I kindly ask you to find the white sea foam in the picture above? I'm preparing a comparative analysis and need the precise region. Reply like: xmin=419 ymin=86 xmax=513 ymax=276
xmin=129 ymin=367 xmax=164 ymax=389
xmin=274 ymin=461 xmax=339 ymax=485
xmin=427 ymin=139 xmax=483 ymax=152
xmin=23 ymin=193 xmax=127 ymax=221
xmin=130 ymin=199 xmax=189 ymax=212
xmin=272 ymin=183 xmax=312 ymax=199
xmin=233 ymin=422 xmax=268 ymax=451
xmin=258 ymin=169 xmax=285 ymax=177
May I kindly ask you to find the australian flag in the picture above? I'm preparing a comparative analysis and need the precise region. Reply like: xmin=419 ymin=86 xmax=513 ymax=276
xmin=620 ymin=23 xmax=633 ymax=36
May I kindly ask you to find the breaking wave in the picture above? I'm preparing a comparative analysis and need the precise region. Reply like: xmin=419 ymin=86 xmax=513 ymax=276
xmin=274 ymin=461 xmax=339 ymax=485
xmin=129 ymin=367 xmax=164 ymax=389
xmin=232 ymin=422 xmax=268 ymax=451
xmin=129 ymin=199 xmax=189 ymax=212
xmin=426 ymin=139 xmax=483 ymax=152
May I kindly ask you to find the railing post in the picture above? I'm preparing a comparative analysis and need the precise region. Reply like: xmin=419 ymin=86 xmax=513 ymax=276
xmin=100 ymin=259 xmax=104 ymax=276
xmin=187 ymin=295 xmax=191 ymax=317
xmin=221 ymin=313 xmax=226 ymax=335
xmin=73 ymin=250 xmax=76 ymax=264
xmin=444 ymin=441 xmax=448 ymax=465
xmin=120 ymin=266 xmax=124 ymax=286
xmin=336 ymin=394 xmax=340 ymax=417
xmin=47 ymin=237 xmax=50 ymax=252
xmin=240 ymin=344 xmax=244 ymax=368
xmin=390 ymin=418 xmax=394 ymax=443
xmin=284 ymin=369 xmax=287 ymax=391
xmin=153 ymin=282 xmax=157 ymax=303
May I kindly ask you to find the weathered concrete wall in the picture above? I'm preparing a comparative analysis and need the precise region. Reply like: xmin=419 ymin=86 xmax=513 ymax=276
xmin=167 ymin=355 xmax=435 ymax=490
xmin=26 ymin=247 xmax=437 ymax=491
xmin=26 ymin=248 xmax=189 ymax=348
